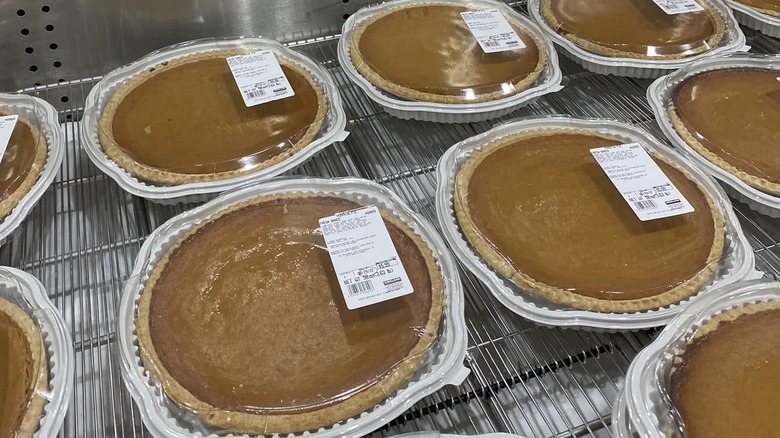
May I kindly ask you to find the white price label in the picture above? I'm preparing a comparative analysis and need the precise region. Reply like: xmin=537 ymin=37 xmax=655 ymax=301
xmin=651 ymin=0 xmax=704 ymax=15
xmin=226 ymin=50 xmax=295 ymax=107
xmin=0 ymin=115 xmax=19 ymax=159
xmin=460 ymin=9 xmax=526 ymax=53
xmin=590 ymin=143 xmax=695 ymax=221
xmin=319 ymin=206 xmax=414 ymax=310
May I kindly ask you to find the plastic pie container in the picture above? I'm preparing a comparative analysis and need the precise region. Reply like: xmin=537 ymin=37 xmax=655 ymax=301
xmin=528 ymin=0 xmax=748 ymax=78
xmin=337 ymin=0 xmax=563 ymax=123
xmin=0 ymin=267 xmax=74 ymax=438
xmin=435 ymin=115 xmax=756 ymax=330
xmin=647 ymin=53 xmax=780 ymax=218
xmin=81 ymin=37 xmax=348 ymax=205
xmin=117 ymin=177 xmax=470 ymax=438
xmin=0 ymin=93 xmax=65 ymax=245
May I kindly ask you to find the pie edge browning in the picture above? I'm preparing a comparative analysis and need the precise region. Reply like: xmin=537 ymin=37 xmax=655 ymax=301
xmin=348 ymin=2 xmax=548 ymax=104
xmin=668 ymin=102 xmax=780 ymax=196
xmin=453 ymin=128 xmax=725 ymax=313
xmin=0 ymin=110 xmax=49 ymax=220
xmin=0 ymin=297 xmax=48 ymax=438
xmin=669 ymin=300 xmax=780 ymax=428
xmin=734 ymin=0 xmax=780 ymax=17
xmin=135 ymin=193 xmax=444 ymax=433
xmin=98 ymin=50 xmax=328 ymax=185
xmin=540 ymin=0 xmax=726 ymax=60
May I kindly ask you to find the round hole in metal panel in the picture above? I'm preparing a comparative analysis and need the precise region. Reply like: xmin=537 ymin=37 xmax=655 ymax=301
xmin=25 ymin=47 xmax=34 ymax=54
xmin=20 ymin=28 xmax=29 ymax=35
xmin=42 ymin=5 xmax=50 ymax=12
xmin=343 ymin=13 xmax=349 ymax=19
xmin=45 ymin=24 xmax=54 ymax=31
xmin=60 ymin=96 xmax=69 ymax=103
xmin=29 ymin=65 xmax=38 ymax=72
xmin=53 ymin=61 xmax=62 ymax=68
xmin=16 ymin=9 xmax=25 ymax=16
xmin=50 ymin=43 xmax=58 ymax=50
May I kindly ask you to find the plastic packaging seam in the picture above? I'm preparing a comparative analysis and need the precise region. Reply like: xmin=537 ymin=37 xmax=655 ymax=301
xmin=336 ymin=0 xmax=564 ymax=114
xmin=117 ymin=177 xmax=468 ymax=438
xmin=81 ymin=37 xmax=348 ymax=200
xmin=728 ymin=0 xmax=780 ymax=38
xmin=646 ymin=54 xmax=780 ymax=215
xmin=434 ymin=116 xmax=755 ymax=330
xmin=527 ymin=0 xmax=746 ymax=71
xmin=0 ymin=94 xmax=65 ymax=246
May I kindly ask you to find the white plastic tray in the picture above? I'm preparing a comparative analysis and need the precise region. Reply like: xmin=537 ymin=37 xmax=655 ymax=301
xmin=528 ymin=0 xmax=748 ymax=78
xmin=728 ymin=0 xmax=780 ymax=37
xmin=0 ymin=94 xmax=65 ymax=245
xmin=621 ymin=279 xmax=780 ymax=437
xmin=337 ymin=0 xmax=563 ymax=123
xmin=0 ymin=267 xmax=74 ymax=438
xmin=81 ymin=37 xmax=349 ymax=205
xmin=435 ymin=116 xmax=756 ymax=330
xmin=117 ymin=177 xmax=469 ymax=438
xmin=647 ymin=53 xmax=780 ymax=218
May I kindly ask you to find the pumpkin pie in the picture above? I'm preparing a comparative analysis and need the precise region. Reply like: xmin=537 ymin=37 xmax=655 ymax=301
xmin=733 ymin=0 xmax=780 ymax=17
xmin=0 ymin=110 xmax=47 ymax=219
xmin=349 ymin=3 xmax=547 ymax=103
xmin=454 ymin=129 xmax=724 ymax=312
xmin=0 ymin=297 xmax=47 ymax=438
xmin=136 ymin=194 xmax=443 ymax=433
xmin=670 ymin=300 xmax=780 ymax=438
xmin=99 ymin=51 xmax=327 ymax=185
xmin=541 ymin=0 xmax=725 ymax=59
xmin=669 ymin=67 xmax=780 ymax=195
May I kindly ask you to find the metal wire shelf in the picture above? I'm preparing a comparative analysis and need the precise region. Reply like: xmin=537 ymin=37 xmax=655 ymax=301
xmin=4 ymin=9 xmax=780 ymax=438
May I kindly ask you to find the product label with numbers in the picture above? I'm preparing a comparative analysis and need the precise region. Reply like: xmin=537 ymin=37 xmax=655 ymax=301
xmin=590 ymin=143 xmax=694 ymax=221
xmin=0 ymin=115 xmax=19 ymax=159
xmin=460 ymin=9 xmax=526 ymax=53
xmin=226 ymin=50 xmax=295 ymax=107
xmin=319 ymin=206 xmax=414 ymax=310
xmin=651 ymin=0 xmax=704 ymax=15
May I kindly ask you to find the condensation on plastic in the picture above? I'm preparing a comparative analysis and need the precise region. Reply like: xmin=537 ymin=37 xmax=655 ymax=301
xmin=0 ymin=267 xmax=74 ymax=438
xmin=435 ymin=116 xmax=756 ymax=330
xmin=619 ymin=279 xmax=780 ymax=438
xmin=117 ymin=177 xmax=469 ymax=438
xmin=0 ymin=94 xmax=64 ymax=247
xmin=728 ymin=0 xmax=780 ymax=37
xmin=648 ymin=53 xmax=780 ymax=218
xmin=81 ymin=37 xmax=349 ymax=205
xmin=337 ymin=0 xmax=563 ymax=123
xmin=528 ymin=0 xmax=747 ymax=78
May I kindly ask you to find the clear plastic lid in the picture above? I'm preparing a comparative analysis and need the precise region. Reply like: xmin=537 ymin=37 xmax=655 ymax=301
xmin=647 ymin=53 xmax=780 ymax=216
xmin=348 ymin=0 xmax=547 ymax=103
xmin=540 ymin=0 xmax=725 ymax=59
xmin=338 ymin=0 xmax=563 ymax=120
xmin=0 ymin=93 xmax=64 ymax=246
xmin=623 ymin=280 xmax=780 ymax=437
xmin=436 ymin=116 xmax=755 ymax=329
xmin=118 ymin=177 xmax=469 ymax=437
xmin=0 ymin=267 xmax=74 ymax=438
xmin=82 ymin=37 xmax=348 ymax=200
xmin=731 ymin=0 xmax=780 ymax=16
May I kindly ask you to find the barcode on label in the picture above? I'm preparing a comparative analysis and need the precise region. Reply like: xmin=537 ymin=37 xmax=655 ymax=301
xmin=483 ymin=41 xmax=501 ymax=47
xmin=347 ymin=280 xmax=374 ymax=296
xmin=634 ymin=200 xmax=658 ymax=211
xmin=246 ymin=89 xmax=267 ymax=99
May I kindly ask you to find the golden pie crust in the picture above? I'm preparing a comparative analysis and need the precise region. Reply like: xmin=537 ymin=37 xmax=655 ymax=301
xmin=670 ymin=300 xmax=780 ymax=437
xmin=349 ymin=3 xmax=548 ymax=104
xmin=0 ymin=111 xmax=48 ymax=220
xmin=734 ymin=0 xmax=780 ymax=17
xmin=540 ymin=0 xmax=726 ymax=60
xmin=136 ymin=193 xmax=443 ymax=433
xmin=669 ymin=103 xmax=780 ymax=196
xmin=0 ymin=297 xmax=48 ymax=438
xmin=454 ymin=128 xmax=725 ymax=313
xmin=98 ymin=50 xmax=328 ymax=185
